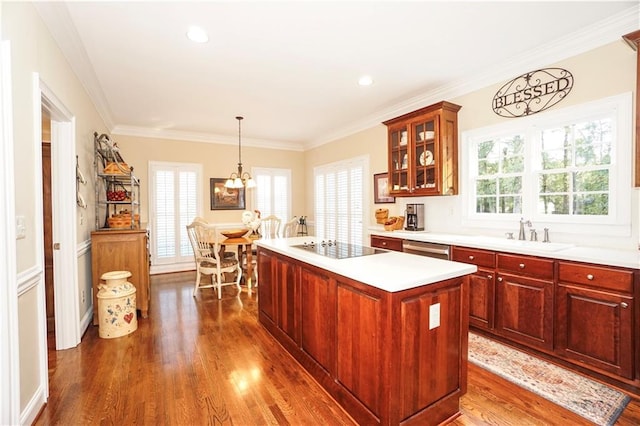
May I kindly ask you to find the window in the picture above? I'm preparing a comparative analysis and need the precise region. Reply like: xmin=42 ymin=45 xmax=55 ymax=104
xmin=314 ymin=156 xmax=368 ymax=245
xmin=252 ymin=168 xmax=291 ymax=223
xmin=149 ymin=162 xmax=202 ymax=267
xmin=463 ymin=93 xmax=631 ymax=236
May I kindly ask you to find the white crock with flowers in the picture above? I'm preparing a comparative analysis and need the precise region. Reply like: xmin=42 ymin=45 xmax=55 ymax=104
xmin=97 ymin=270 xmax=138 ymax=339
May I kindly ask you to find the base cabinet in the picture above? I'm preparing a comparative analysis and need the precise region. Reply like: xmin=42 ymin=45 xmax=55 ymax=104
xmin=452 ymin=247 xmax=495 ymax=330
xmin=257 ymin=247 xmax=469 ymax=426
xmin=91 ymin=229 xmax=150 ymax=325
xmin=451 ymin=243 xmax=639 ymax=392
xmin=556 ymin=261 xmax=635 ymax=379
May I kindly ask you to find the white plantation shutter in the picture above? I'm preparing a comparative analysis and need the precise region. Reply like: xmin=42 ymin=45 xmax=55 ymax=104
xmin=150 ymin=162 xmax=202 ymax=266
xmin=253 ymin=168 xmax=291 ymax=223
xmin=314 ymin=156 xmax=367 ymax=245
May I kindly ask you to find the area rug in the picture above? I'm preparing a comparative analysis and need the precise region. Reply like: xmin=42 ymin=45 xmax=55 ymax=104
xmin=468 ymin=332 xmax=630 ymax=426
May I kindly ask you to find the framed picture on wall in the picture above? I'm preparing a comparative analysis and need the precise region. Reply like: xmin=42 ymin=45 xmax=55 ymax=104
xmin=374 ymin=172 xmax=395 ymax=204
xmin=210 ymin=178 xmax=246 ymax=210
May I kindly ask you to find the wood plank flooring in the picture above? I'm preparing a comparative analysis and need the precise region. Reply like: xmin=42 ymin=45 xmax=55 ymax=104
xmin=36 ymin=271 xmax=640 ymax=425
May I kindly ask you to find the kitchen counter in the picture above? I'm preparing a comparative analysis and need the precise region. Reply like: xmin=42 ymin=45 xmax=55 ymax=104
xmin=369 ymin=228 xmax=640 ymax=269
xmin=256 ymin=236 xmax=477 ymax=292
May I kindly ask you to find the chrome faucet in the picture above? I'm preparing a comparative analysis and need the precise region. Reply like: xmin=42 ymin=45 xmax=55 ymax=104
xmin=542 ymin=227 xmax=550 ymax=243
xmin=518 ymin=218 xmax=532 ymax=241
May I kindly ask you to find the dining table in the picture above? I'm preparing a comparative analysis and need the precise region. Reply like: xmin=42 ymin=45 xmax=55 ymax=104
xmin=220 ymin=236 xmax=257 ymax=289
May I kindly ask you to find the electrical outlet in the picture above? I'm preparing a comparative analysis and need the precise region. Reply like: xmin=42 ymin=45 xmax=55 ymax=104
xmin=81 ymin=290 xmax=85 ymax=304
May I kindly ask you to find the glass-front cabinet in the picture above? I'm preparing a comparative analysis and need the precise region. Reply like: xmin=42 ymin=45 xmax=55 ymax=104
xmin=384 ymin=101 xmax=461 ymax=196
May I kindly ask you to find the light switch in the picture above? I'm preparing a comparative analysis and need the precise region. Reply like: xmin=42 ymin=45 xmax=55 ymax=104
xmin=16 ymin=215 xmax=26 ymax=240
xmin=429 ymin=303 xmax=440 ymax=330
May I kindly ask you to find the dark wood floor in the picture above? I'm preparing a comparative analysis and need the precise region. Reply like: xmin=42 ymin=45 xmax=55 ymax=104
xmin=36 ymin=271 xmax=640 ymax=425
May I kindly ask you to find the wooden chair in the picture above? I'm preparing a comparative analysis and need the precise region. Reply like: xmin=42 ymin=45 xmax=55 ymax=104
xmin=260 ymin=215 xmax=281 ymax=239
xmin=282 ymin=216 xmax=299 ymax=238
xmin=186 ymin=220 xmax=242 ymax=298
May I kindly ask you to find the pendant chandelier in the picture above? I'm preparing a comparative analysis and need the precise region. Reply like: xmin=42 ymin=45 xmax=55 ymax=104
xmin=225 ymin=116 xmax=256 ymax=189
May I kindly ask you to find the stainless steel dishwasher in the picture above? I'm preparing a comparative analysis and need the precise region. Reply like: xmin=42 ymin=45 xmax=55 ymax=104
xmin=402 ymin=240 xmax=451 ymax=260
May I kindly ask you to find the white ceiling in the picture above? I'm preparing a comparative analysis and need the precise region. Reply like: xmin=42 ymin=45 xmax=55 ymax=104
xmin=35 ymin=1 xmax=639 ymax=151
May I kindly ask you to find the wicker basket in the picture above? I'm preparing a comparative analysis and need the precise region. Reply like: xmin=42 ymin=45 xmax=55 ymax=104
xmin=383 ymin=216 xmax=404 ymax=231
xmin=375 ymin=208 xmax=389 ymax=224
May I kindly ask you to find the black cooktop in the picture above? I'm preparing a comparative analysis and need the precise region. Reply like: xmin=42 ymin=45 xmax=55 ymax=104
xmin=292 ymin=240 xmax=383 ymax=259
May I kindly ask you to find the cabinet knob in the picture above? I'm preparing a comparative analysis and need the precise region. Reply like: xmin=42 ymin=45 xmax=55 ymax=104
xmin=487 ymin=274 xmax=493 ymax=280
xmin=519 ymin=263 xmax=525 ymax=269
xmin=621 ymin=302 xmax=629 ymax=308
xmin=468 ymin=255 xmax=474 ymax=260
xmin=587 ymin=274 xmax=594 ymax=280
xmin=382 ymin=242 xmax=387 ymax=246
xmin=497 ymin=277 xmax=503 ymax=282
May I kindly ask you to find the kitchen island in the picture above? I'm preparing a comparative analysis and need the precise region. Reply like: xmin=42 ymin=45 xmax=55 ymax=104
xmin=256 ymin=237 xmax=477 ymax=426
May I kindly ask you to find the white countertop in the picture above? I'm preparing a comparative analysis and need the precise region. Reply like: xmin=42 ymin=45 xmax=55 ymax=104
xmin=369 ymin=229 xmax=640 ymax=270
xmin=256 ymin=236 xmax=477 ymax=293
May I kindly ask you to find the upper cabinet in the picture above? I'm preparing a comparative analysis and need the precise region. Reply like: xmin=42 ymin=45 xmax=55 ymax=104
xmin=383 ymin=101 xmax=461 ymax=196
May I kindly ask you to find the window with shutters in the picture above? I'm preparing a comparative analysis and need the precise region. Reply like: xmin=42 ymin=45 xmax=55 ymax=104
xmin=149 ymin=162 xmax=202 ymax=266
xmin=252 ymin=168 xmax=291 ymax=223
xmin=462 ymin=93 xmax=631 ymax=236
xmin=314 ymin=156 xmax=368 ymax=245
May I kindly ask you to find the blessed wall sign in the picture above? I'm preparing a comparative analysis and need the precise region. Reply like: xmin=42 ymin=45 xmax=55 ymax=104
xmin=492 ymin=68 xmax=573 ymax=118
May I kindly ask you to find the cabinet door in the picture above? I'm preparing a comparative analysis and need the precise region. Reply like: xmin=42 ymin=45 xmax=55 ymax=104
xmin=388 ymin=122 xmax=410 ymax=195
xmin=411 ymin=113 xmax=440 ymax=195
xmin=275 ymin=256 xmax=298 ymax=343
xmin=556 ymin=283 xmax=633 ymax=379
xmin=468 ymin=268 xmax=495 ymax=330
xmin=496 ymin=272 xmax=553 ymax=350
xmin=300 ymin=265 xmax=336 ymax=374
xmin=257 ymin=249 xmax=277 ymax=324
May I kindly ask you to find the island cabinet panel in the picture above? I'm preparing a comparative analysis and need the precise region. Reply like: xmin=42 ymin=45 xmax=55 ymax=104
xmin=258 ymin=249 xmax=300 ymax=345
xmin=300 ymin=264 xmax=336 ymax=374
xmin=495 ymin=254 xmax=554 ymax=351
xmin=336 ymin=281 xmax=385 ymax=416
xmin=398 ymin=283 xmax=465 ymax=421
xmin=556 ymin=261 xmax=635 ymax=379
xmin=257 ymin=247 xmax=470 ymax=426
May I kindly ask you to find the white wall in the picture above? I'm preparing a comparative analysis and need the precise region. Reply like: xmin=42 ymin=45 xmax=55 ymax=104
xmin=307 ymin=40 xmax=639 ymax=250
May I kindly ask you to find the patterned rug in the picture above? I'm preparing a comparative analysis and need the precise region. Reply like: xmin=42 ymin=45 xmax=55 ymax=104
xmin=468 ymin=333 xmax=630 ymax=426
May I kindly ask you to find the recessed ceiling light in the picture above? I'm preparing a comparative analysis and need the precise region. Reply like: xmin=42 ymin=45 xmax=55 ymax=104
xmin=186 ymin=26 xmax=208 ymax=43
xmin=358 ymin=75 xmax=374 ymax=86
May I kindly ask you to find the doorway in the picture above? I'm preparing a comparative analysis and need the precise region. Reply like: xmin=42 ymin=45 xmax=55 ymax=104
xmin=39 ymin=78 xmax=81 ymax=351
xmin=41 ymin=110 xmax=55 ymax=343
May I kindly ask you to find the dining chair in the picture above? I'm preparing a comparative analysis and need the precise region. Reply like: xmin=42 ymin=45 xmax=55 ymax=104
xmin=260 ymin=215 xmax=282 ymax=239
xmin=282 ymin=216 xmax=299 ymax=238
xmin=186 ymin=220 xmax=242 ymax=298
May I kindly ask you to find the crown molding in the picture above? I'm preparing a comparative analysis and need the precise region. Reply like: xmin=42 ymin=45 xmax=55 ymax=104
xmin=33 ymin=2 xmax=115 ymax=130
xmin=111 ymin=125 xmax=305 ymax=152
xmin=305 ymin=4 xmax=640 ymax=150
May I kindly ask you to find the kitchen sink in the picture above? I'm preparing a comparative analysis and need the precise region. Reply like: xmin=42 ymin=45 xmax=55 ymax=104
xmin=468 ymin=236 xmax=574 ymax=252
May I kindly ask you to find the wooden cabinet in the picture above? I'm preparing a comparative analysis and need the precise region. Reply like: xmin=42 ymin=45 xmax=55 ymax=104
xmin=452 ymin=247 xmax=496 ymax=330
xmin=383 ymin=101 xmax=461 ymax=196
xmin=257 ymin=249 xmax=300 ymax=344
xmin=370 ymin=234 xmax=403 ymax=252
xmin=258 ymin=247 xmax=469 ymax=426
xmin=496 ymin=253 xmax=554 ymax=351
xmin=556 ymin=261 xmax=635 ymax=379
xmin=91 ymin=229 xmax=150 ymax=325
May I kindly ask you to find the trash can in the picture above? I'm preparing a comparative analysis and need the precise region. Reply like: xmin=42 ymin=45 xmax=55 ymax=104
xmin=97 ymin=270 xmax=137 ymax=339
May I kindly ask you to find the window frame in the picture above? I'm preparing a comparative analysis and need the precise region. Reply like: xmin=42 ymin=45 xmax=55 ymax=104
xmin=148 ymin=161 xmax=203 ymax=269
xmin=251 ymin=167 xmax=292 ymax=223
xmin=313 ymin=155 xmax=369 ymax=245
xmin=461 ymin=92 xmax=632 ymax=237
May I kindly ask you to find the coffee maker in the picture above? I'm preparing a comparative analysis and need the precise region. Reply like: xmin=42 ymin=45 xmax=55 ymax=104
xmin=404 ymin=203 xmax=425 ymax=231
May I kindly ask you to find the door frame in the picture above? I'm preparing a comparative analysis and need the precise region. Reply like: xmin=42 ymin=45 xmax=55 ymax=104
xmin=36 ymin=76 xmax=81 ymax=350
xmin=0 ymin=39 xmax=20 ymax=426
